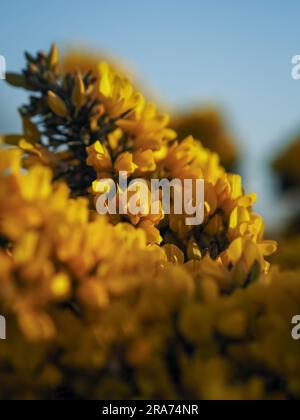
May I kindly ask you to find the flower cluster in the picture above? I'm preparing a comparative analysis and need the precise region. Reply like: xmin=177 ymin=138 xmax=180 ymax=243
xmin=3 ymin=45 xmax=276 ymax=276
xmin=0 ymin=149 xmax=166 ymax=341
xmin=1 ymin=44 xmax=297 ymax=401
xmin=0 ymin=149 xmax=299 ymax=400
xmin=161 ymin=136 xmax=277 ymax=278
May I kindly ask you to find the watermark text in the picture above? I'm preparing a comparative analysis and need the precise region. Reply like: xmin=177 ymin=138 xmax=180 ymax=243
xmin=0 ymin=315 xmax=6 ymax=340
xmin=94 ymin=172 xmax=205 ymax=226
xmin=291 ymin=55 xmax=300 ymax=80
xmin=291 ymin=315 xmax=300 ymax=340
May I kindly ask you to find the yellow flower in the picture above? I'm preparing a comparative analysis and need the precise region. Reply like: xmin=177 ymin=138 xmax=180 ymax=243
xmin=161 ymin=135 xmax=276 ymax=273
xmin=133 ymin=149 xmax=156 ymax=173
xmin=98 ymin=62 xmax=144 ymax=118
xmin=0 ymin=148 xmax=296 ymax=401
xmin=138 ymin=220 xmax=162 ymax=245
xmin=163 ymin=244 xmax=185 ymax=264
xmin=114 ymin=152 xmax=137 ymax=175
xmin=108 ymin=128 xmax=123 ymax=150
xmin=118 ymin=103 xmax=176 ymax=152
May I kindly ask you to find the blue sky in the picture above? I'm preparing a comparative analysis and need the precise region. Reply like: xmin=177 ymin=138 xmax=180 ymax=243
xmin=1 ymin=0 xmax=300 ymax=229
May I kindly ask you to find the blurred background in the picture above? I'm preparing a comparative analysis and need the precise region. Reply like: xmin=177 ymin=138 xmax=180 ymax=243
xmin=1 ymin=0 xmax=300 ymax=237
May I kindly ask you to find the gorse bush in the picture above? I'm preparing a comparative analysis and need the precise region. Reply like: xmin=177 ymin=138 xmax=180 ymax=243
xmin=2 ymin=45 xmax=276 ymax=272
xmin=0 ymin=44 xmax=299 ymax=400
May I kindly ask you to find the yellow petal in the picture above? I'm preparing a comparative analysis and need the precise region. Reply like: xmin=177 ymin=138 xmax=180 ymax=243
xmin=48 ymin=43 xmax=59 ymax=67
xmin=227 ymin=237 xmax=243 ymax=263
xmin=230 ymin=174 xmax=242 ymax=199
xmin=133 ymin=150 xmax=156 ymax=172
xmin=19 ymin=138 xmax=42 ymax=157
xmin=114 ymin=152 xmax=137 ymax=175
xmin=163 ymin=244 xmax=185 ymax=264
xmin=238 ymin=193 xmax=257 ymax=207
xmin=258 ymin=240 xmax=278 ymax=256
xmin=108 ymin=128 xmax=123 ymax=150
xmin=138 ymin=220 xmax=162 ymax=245
xmin=99 ymin=72 xmax=112 ymax=98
